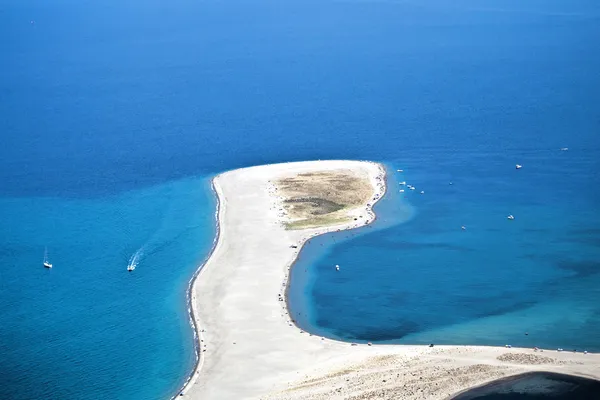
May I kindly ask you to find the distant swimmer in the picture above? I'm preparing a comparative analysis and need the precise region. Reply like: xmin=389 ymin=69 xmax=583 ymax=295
xmin=516 ymin=164 xmax=523 ymax=169
xmin=449 ymin=182 xmax=453 ymax=185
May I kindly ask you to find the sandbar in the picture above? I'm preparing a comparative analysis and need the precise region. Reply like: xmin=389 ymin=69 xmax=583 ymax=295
xmin=179 ymin=160 xmax=600 ymax=400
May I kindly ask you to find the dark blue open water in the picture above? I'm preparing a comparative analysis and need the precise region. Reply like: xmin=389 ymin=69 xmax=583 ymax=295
xmin=453 ymin=372 xmax=600 ymax=399
xmin=2 ymin=0 xmax=599 ymax=399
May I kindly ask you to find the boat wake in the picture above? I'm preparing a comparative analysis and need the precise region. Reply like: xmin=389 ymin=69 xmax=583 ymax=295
xmin=127 ymin=247 xmax=144 ymax=271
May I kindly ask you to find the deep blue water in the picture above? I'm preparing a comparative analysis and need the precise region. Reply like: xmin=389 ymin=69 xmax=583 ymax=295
xmin=2 ymin=0 xmax=600 ymax=399
xmin=452 ymin=372 xmax=600 ymax=399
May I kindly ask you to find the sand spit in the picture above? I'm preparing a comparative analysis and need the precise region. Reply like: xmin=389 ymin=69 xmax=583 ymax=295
xmin=179 ymin=160 xmax=600 ymax=400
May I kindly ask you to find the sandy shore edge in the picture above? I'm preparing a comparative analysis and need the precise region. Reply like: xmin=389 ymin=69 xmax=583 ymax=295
xmin=176 ymin=160 xmax=600 ymax=400
xmin=176 ymin=160 xmax=385 ymax=397
xmin=169 ymin=179 xmax=221 ymax=400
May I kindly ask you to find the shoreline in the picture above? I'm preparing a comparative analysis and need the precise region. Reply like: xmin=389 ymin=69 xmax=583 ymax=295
xmin=282 ymin=163 xmax=387 ymax=337
xmin=171 ymin=179 xmax=221 ymax=400
xmin=176 ymin=160 xmax=386 ymax=398
xmin=177 ymin=160 xmax=600 ymax=400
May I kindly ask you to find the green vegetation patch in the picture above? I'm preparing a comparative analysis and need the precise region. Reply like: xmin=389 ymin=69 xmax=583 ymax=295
xmin=284 ymin=197 xmax=345 ymax=216
xmin=275 ymin=169 xmax=372 ymax=230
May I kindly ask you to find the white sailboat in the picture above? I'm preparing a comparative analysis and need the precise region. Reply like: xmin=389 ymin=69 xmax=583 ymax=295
xmin=43 ymin=247 xmax=52 ymax=269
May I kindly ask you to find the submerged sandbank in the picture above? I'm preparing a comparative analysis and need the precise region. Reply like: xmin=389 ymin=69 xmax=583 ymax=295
xmin=178 ymin=160 xmax=600 ymax=400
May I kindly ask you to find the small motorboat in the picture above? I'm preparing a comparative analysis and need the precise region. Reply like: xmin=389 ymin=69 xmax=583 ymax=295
xmin=420 ymin=191 xmax=425 ymax=194
xmin=43 ymin=247 xmax=52 ymax=269
xmin=397 ymin=169 xmax=403 ymax=172
xmin=461 ymin=226 xmax=466 ymax=230
xmin=399 ymin=181 xmax=406 ymax=185
xmin=507 ymin=215 xmax=515 ymax=220
xmin=410 ymin=186 xmax=416 ymax=190
xmin=560 ymin=147 xmax=568 ymax=151
xmin=399 ymin=189 xmax=405 ymax=193
xmin=335 ymin=265 xmax=340 ymax=271
xmin=516 ymin=164 xmax=522 ymax=169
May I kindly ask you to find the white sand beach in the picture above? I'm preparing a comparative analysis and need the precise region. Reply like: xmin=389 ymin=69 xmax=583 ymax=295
xmin=180 ymin=160 xmax=600 ymax=400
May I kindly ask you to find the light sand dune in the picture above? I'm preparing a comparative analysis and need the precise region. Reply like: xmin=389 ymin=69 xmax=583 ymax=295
xmin=179 ymin=160 xmax=600 ymax=400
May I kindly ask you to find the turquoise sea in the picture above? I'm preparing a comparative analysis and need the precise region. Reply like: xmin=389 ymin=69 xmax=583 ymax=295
xmin=2 ymin=0 xmax=600 ymax=399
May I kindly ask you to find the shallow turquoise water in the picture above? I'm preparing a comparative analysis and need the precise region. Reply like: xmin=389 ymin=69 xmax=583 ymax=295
xmin=0 ymin=178 xmax=216 ymax=399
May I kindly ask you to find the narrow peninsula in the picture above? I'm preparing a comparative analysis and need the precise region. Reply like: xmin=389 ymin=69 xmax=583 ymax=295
xmin=180 ymin=160 xmax=600 ymax=400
